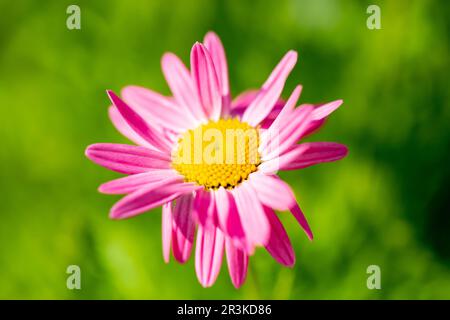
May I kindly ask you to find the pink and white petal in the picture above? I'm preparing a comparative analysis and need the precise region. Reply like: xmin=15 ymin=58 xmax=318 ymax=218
xmin=225 ymin=239 xmax=248 ymax=288
xmin=242 ymin=51 xmax=297 ymax=126
xmin=303 ymin=118 xmax=326 ymax=138
xmin=232 ymin=181 xmax=270 ymax=252
xmin=262 ymin=142 xmax=348 ymax=172
xmin=215 ymin=188 xmax=246 ymax=248
xmin=241 ymin=80 xmax=285 ymax=127
xmin=121 ymin=85 xmax=196 ymax=132
xmin=230 ymin=90 xmax=285 ymax=127
xmin=230 ymin=90 xmax=259 ymax=112
xmin=162 ymin=202 xmax=173 ymax=263
xmin=121 ymin=85 xmax=174 ymax=132
xmin=260 ymin=85 xmax=302 ymax=150
xmin=311 ymin=99 xmax=343 ymax=120
xmin=110 ymin=180 xmax=201 ymax=219
xmin=259 ymin=99 xmax=287 ymax=129
xmin=248 ymin=173 xmax=296 ymax=211
xmin=264 ymin=207 xmax=295 ymax=267
xmin=258 ymin=106 xmax=314 ymax=161
xmin=298 ymin=100 xmax=343 ymax=137
xmin=109 ymin=106 xmax=155 ymax=149
xmin=203 ymin=32 xmax=230 ymax=115
xmin=259 ymin=144 xmax=310 ymax=174
xmin=107 ymin=90 xmax=172 ymax=153
xmin=122 ymin=85 xmax=175 ymax=110
xmin=262 ymin=51 xmax=298 ymax=90
xmin=214 ymin=187 xmax=230 ymax=232
xmin=249 ymin=174 xmax=313 ymax=240
xmin=193 ymin=189 xmax=216 ymax=227
xmin=161 ymin=52 xmax=206 ymax=123
xmin=257 ymin=157 xmax=281 ymax=174
xmin=172 ymin=193 xmax=196 ymax=263
xmin=85 ymin=143 xmax=170 ymax=175
xmin=195 ymin=225 xmax=225 ymax=288
xmin=191 ymin=43 xmax=222 ymax=121
xmin=266 ymin=85 xmax=303 ymax=133
xmin=261 ymin=105 xmax=314 ymax=161
xmin=98 ymin=169 xmax=180 ymax=194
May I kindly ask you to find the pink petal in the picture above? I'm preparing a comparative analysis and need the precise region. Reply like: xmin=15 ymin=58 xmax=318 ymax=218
xmin=242 ymin=51 xmax=297 ymax=126
xmin=232 ymin=181 xmax=270 ymax=253
xmin=172 ymin=194 xmax=196 ymax=263
xmin=303 ymin=118 xmax=326 ymax=138
xmin=98 ymin=169 xmax=180 ymax=194
xmin=215 ymin=187 xmax=246 ymax=248
xmin=261 ymin=105 xmax=314 ymax=161
xmin=195 ymin=225 xmax=225 ymax=287
xmin=247 ymin=173 xmax=296 ymax=211
xmin=249 ymin=174 xmax=313 ymax=240
xmin=193 ymin=189 xmax=216 ymax=227
xmin=291 ymin=202 xmax=314 ymax=241
xmin=110 ymin=180 xmax=201 ymax=219
xmin=162 ymin=202 xmax=172 ymax=263
xmin=264 ymin=207 xmax=295 ymax=267
xmin=262 ymin=51 xmax=298 ymax=89
xmin=85 ymin=143 xmax=170 ymax=174
xmin=260 ymin=85 xmax=302 ymax=151
xmin=204 ymin=32 xmax=231 ymax=116
xmin=121 ymin=85 xmax=196 ymax=132
xmin=214 ymin=187 xmax=230 ymax=231
xmin=161 ymin=52 xmax=206 ymax=122
xmin=225 ymin=239 xmax=248 ymax=288
xmin=230 ymin=90 xmax=259 ymax=112
xmin=267 ymin=85 xmax=302 ymax=132
xmin=230 ymin=90 xmax=285 ymax=128
xmin=299 ymin=100 xmax=343 ymax=137
xmin=107 ymin=90 xmax=172 ymax=153
xmin=261 ymin=142 xmax=348 ymax=173
xmin=191 ymin=42 xmax=222 ymax=121
xmin=260 ymin=90 xmax=299 ymax=129
xmin=108 ymin=106 xmax=155 ymax=149
xmin=311 ymin=99 xmax=343 ymax=120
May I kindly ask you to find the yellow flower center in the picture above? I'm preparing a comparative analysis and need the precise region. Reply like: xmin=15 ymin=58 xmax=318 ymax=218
xmin=172 ymin=118 xmax=260 ymax=189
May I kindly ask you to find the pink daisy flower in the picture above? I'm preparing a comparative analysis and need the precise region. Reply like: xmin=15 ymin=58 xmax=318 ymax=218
xmin=85 ymin=32 xmax=348 ymax=288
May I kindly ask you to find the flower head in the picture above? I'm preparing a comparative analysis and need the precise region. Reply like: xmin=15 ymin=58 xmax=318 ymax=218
xmin=85 ymin=31 xmax=348 ymax=288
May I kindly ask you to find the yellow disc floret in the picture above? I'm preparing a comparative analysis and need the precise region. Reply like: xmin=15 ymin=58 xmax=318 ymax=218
xmin=172 ymin=118 xmax=260 ymax=189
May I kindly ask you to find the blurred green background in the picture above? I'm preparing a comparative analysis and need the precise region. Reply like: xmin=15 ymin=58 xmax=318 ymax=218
xmin=0 ymin=0 xmax=449 ymax=299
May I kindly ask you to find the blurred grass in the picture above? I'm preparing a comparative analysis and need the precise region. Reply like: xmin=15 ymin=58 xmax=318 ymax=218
xmin=0 ymin=0 xmax=449 ymax=299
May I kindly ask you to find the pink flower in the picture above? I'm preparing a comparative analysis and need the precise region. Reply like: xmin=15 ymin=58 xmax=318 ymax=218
xmin=85 ymin=31 xmax=348 ymax=288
